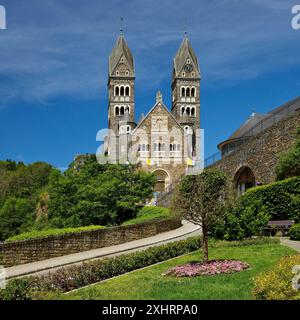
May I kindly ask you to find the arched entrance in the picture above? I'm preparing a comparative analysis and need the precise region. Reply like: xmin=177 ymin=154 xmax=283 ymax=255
xmin=152 ymin=169 xmax=170 ymax=193
xmin=234 ymin=166 xmax=256 ymax=196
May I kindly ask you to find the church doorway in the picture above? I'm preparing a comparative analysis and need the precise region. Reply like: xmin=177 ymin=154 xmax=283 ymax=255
xmin=234 ymin=166 xmax=256 ymax=196
xmin=152 ymin=169 xmax=170 ymax=193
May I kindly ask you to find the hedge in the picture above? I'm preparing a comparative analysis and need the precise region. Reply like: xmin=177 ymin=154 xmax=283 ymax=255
xmin=239 ymin=176 xmax=300 ymax=222
xmin=253 ymin=254 xmax=300 ymax=300
xmin=0 ymin=237 xmax=279 ymax=300
xmin=289 ymin=224 xmax=300 ymax=241
xmin=5 ymin=225 xmax=105 ymax=243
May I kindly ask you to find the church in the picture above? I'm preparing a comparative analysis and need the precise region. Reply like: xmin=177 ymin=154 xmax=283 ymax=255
xmin=104 ymin=32 xmax=202 ymax=192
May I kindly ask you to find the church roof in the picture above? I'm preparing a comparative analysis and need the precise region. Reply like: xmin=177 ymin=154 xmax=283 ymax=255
xmin=109 ymin=35 xmax=134 ymax=76
xmin=173 ymin=37 xmax=200 ymax=78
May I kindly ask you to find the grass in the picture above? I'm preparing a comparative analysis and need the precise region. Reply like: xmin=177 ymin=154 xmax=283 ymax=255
xmin=5 ymin=225 xmax=105 ymax=243
xmin=65 ymin=243 xmax=295 ymax=300
xmin=122 ymin=206 xmax=172 ymax=225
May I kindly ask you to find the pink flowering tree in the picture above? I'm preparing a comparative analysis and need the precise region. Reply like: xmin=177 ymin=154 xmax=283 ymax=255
xmin=171 ymin=169 xmax=227 ymax=263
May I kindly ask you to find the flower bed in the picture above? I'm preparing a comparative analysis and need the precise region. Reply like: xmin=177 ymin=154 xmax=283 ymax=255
xmin=162 ymin=260 xmax=250 ymax=277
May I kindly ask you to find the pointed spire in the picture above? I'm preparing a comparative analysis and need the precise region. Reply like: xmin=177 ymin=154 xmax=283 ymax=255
xmin=173 ymin=36 xmax=200 ymax=78
xmin=156 ymin=90 xmax=163 ymax=103
xmin=109 ymin=24 xmax=134 ymax=77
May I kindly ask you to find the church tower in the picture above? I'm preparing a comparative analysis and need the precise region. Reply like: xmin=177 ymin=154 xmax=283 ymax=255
xmin=108 ymin=32 xmax=135 ymax=136
xmin=171 ymin=35 xmax=201 ymax=135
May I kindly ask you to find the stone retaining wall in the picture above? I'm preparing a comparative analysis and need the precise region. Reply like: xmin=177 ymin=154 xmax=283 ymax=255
xmin=0 ymin=218 xmax=181 ymax=267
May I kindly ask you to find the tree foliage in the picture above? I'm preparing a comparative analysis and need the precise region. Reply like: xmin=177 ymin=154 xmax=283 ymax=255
xmin=276 ymin=126 xmax=300 ymax=180
xmin=48 ymin=156 xmax=155 ymax=227
xmin=171 ymin=169 xmax=227 ymax=262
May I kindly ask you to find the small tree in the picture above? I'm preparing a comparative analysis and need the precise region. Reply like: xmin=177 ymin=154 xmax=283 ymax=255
xmin=171 ymin=169 xmax=227 ymax=263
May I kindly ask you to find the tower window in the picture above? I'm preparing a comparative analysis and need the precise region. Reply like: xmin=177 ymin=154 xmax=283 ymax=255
xmin=125 ymin=70 xmax=129 ymax=76
xmin=182 ymin=72 xmax=185 ymax=76
xmin=191 ymin=107 xmax=195 ymax=116
xmin=115 ymin=86 xmax=120 ymax=96
xmin=120 ymin=86 xmax=125 ymax=96
xmin=186 ymin=107 xmax=190 ymax=115
xmin=115 ymin=106 xmax=120 ymax=116
xmin=125 ymin=86 xmax=130 ymax=96
xmin=121 ymin=57 xmax=124 ymax=62
xmin=126 ymin=125 xmax=131 ymax=133
xmin=187 ymin=59 xmax=190 ymax=64
xmin=116 ymin=71 xmax=119 ymax=76
xmin=181 ymin=87 xmax=186 ymax=97
xmin=186 ymin=87 xmax=190 ymax=97
xmin=191 ymin=87 xmax=195 ymax=97
xmin=120 ymin=106 xmax=125 ymax=115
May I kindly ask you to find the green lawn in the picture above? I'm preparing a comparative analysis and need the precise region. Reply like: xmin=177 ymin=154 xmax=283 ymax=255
xmin=65 ymin=243 xmax=295 ymax=300
xmin=122 ymin=206 xmax=172 ymax=225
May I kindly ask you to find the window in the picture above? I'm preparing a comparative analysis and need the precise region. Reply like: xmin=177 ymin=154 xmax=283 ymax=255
xmin=181 ymin=87 xmax=186 ymax=97
xmin=186 ymin=87 xmax=190 ymax=97
xmin=121 ymin=57 xmax=124 ymax=62
xmin=126 ymin=125 xmax=131 ymax=133
xmin=125 ymin=70 xmax=129 ymax=76
xmin=115 ymin=106 xmax=120 ymax=116
xmin=120 ymin=86 xmax=125 ymax=96
xmin=116 ymin=71 xmax=119 ymax=76
xmin=191 ymin=87 xmax=195 ymax=97
xmin=186 ymin=107 xmax=190 ymax=115
xmin=125 ymin=86 xmax=130 ymax=96
xmin=115 ymin=86 xmax=120 ymax=96
xmin=191 ymin=107 xmax=195 ymax=116
xmin=120 ymin=106 xmax=125 ymax=115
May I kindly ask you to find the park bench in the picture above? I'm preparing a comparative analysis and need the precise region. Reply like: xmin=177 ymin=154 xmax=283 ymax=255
xmin=263 ymin=220 xmax=295 ymax=236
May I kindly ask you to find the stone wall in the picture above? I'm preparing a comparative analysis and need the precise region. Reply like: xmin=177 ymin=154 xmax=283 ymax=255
xmin=0 ymin=218 xmax=181 ymax=267
xmin=211 ymin=112 xmax=300 ymax=185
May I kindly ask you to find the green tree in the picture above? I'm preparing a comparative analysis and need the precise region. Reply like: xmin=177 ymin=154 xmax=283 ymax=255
xmin=171 ymin=169 xmax=227 ymax=262
xmin=0 ymin=197 xmax=34 ymax=240
xmin=276 ymin=126 xmax=300 ymax=180
xmin=48 ymin=157 xmax=155 ymax=227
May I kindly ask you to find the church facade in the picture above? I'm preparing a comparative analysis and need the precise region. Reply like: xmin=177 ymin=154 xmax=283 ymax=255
xmin=104 ymin=33 xmax=202 ymax=192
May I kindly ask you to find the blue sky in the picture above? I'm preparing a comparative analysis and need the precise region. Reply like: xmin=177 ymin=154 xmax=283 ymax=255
xmin=0 ymin=0 xmax=299 ymax=169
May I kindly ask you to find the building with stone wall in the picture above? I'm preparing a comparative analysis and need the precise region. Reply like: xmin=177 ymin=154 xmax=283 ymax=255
xmin=211 ymin=96 xmax=300 ymax=195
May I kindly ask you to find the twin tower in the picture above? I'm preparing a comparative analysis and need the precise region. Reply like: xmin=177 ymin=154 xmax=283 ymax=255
xmin=107 ymin=33 xmax=201 ymax=136
xmin=105 ymin=32 xmax=201 ymax=191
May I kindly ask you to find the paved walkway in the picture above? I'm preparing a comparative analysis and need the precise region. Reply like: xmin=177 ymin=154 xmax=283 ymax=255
xmin=280 ymin=237 xmax=300 ymax=252
xmin=5 ymin=220 xmax=200 ymax=279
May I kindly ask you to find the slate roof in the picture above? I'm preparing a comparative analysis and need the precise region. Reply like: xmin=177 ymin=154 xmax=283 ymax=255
xmin=173 ymin=37 xmax=200 ymax=78
xmin=109 ymin=35 xmax=134 ymax=76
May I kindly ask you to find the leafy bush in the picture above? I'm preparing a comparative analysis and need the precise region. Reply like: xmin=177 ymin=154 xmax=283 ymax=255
xmin=253 ymin=254 xmax=300 ymax=300
xmin=0 ymin=237 xmax=200 ymax=299
xmin=212 ymin=177 xmax=300 ymax=241
xmin=122 ymin=206 xmax=172 ymax=225
xmin=239 ymin=177 xmax=300 ymax=222
xmin=276 ymin=126 xmax=300 ymax=180
xmin=289 ymin=224 xmax=300 ymax=241
xmin=5 ymin=225 xmax=105 ymax=243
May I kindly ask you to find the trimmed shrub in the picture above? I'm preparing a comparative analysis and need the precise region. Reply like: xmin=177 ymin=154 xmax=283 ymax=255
xmin=253 ymin=254 xmax=300 ymax=300
xmin=289 ymin=224 xmax=300 ymax=241
xmin=5 ymin=225 xmax=105 ymax=243
xmin=239 ymin=177 xmax=300 ymax=222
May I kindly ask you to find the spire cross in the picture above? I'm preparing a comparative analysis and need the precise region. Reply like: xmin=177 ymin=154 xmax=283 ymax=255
xmin=120 ymin=17 xmax=124 ymax=35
